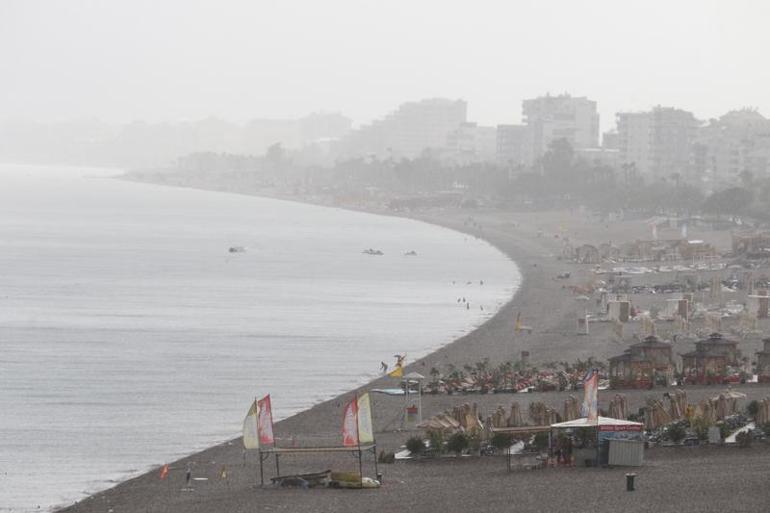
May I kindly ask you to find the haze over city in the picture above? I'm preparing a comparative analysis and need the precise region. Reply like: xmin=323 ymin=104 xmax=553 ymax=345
xmin=2 ymin=0 xmax=769 ymax=128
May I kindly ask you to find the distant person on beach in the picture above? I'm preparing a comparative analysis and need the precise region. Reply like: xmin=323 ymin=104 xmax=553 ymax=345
xmin=380 ymin=361 xmax=388 ymax=373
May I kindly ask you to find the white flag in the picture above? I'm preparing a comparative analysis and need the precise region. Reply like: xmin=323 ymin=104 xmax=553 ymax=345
xmin=357 ymin=393 xmax=374 ymax=444
xmin=242 ymin=400 xmax=259 ymax=449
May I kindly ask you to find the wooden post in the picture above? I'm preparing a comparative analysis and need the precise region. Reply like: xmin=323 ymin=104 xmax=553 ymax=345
xmin=259 ymin=449 xmax=264 ymax=486
xmin=358 ymin=448 xmax=364 ymax=489
xmin=373 ymin=445 xmax=379 ymax=480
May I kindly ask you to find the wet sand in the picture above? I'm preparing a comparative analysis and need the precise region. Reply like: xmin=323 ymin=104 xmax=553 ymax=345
xmin=59 ymin=205 xmax=770 ymax=513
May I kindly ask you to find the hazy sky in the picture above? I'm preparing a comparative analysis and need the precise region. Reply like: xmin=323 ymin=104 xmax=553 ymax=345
xmin=2 ymin=0 xmax=769 ymax=131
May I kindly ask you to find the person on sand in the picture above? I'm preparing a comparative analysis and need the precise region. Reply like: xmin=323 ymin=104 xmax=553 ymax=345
xmin=380 ymin=361 xmax=388 ymax=373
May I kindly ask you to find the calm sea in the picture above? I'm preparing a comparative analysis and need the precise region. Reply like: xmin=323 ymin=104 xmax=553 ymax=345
xmin=0 ymin=164 xmax=520 ymax=512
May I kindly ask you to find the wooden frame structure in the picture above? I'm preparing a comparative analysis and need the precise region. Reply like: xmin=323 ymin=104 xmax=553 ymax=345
xmin=490 ymin=425 xmax=550 ymax=472
xmin=257 ymin=444 xmax=378 ymax=486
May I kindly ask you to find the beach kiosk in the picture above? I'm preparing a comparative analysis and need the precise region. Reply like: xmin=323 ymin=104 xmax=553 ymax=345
xmin=549 ymin=416 xmax=644 ymax=467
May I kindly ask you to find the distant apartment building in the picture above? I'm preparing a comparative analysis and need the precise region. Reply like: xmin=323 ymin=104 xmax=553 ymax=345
xmin=496 ymin=124 xmax=530 ymax=166
xmin=442 ymin=122 xmax=497 ymax=164
xmin=616 ymin=106 xmax=698 ymax=179
xmin=575 ymin=147 xmax=620 ymax=169
xmin=522 ymin=93 xmax=599 ymax=163
xmin=650 ymin=107 xmax=699 ymax=179
xmin=602 ymin=130 xmax=619 ymax=150
xmin=298 ymin=112 xmax=353 ymax=145
xmin=337 ymin=98 xmax=467 ymax=160
xmin=693 ymin=109 xmax=770 ymax=182
xmin=243 ymin=112 xmax=352 ymax=154
xmin=616 ymin=112 xmax=652 ymax=176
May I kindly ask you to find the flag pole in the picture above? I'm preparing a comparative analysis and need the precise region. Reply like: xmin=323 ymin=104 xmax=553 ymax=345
xmin=259 ymin=449 xmax=264 ymax=486
xmin=356 ymin=395 xmax=363 ymax=489
xmin=270 ymin=396 xmax=280 ymax=477
xmin=371 ymin=394 xmax=379 ymax=481
xmin=254 ymin=397 xmax=264 ymax=486
xmin=592 ymin=370 xmax=600 ymax=466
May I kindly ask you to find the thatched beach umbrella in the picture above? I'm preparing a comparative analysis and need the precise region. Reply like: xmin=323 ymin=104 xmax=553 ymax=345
xmin=508 ymin=402 xmax=523 ymax=427
xmin=712 ymin=388 xmax=746 ymax=419
xmin=608 ymin=394 xmax=628 ymax=420
xmin=563 ymin=395 xmax=580 ymax=421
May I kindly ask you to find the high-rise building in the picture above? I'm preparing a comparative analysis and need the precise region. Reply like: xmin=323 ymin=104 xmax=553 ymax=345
xmin=337 ymin=98 xmax=467 ymax=160
xmin=649 ymin=107 xmax=699 ymax=179
xmin=616 ymin=107 xmax=698 ymax=179
xmin=693 ymin=109 xmax=770 ymax=182
xmin=522 ymin=93 xmax=599 ymax=162
xmin=443 ymin=122 xmax=497 ymax=164
xmin=602 ymin=130 xmax=619 ymax=150
xmin=496 ymin=124 xmax=530 ymax=166
xmin=616 ymin=112 xmax=652 ymax=176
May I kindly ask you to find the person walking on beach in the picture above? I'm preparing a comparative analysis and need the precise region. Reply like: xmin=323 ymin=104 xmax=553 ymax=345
xmin=380 ymin=361 xmax=388 ymax=373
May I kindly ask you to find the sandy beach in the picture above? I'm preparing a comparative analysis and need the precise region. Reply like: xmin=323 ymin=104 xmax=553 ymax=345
xmin=58 ymin=202 xmax=770 ymax=513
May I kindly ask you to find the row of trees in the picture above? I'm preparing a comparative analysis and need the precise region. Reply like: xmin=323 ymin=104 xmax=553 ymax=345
xmin=162 ymin=139 xmax=769 ymax=221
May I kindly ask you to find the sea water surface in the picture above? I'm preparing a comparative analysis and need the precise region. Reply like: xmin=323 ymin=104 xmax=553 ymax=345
xmin=0 ymin=164 xmax=520 ymax=512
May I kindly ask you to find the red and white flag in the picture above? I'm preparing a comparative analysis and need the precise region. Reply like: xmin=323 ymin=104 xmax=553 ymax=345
xmin=342 ymin=396 xmax=359 ymax=447
xmin=257 ymin=394 xmax=275 ymax=446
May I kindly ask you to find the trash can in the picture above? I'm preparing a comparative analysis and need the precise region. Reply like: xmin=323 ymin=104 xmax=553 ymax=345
xmin=626 ymin=473 xmax=636 ymax=491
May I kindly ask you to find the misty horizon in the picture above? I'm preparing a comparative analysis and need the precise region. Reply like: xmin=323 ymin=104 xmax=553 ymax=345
xmin=2 ymin=0 xmax=769 ymax=132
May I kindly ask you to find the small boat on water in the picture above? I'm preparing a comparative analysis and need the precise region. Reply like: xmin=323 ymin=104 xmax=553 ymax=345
xmin=228 ymin=246 xmax=247 ymax=253
xmin=362 ymin=248 xmax=384 ymax=255
xmin=404 ymin=250 xmax=418 ymax=256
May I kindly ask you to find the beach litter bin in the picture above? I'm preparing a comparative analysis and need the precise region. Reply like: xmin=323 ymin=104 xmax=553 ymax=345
xmin=626 ymin=473 xmax=636 ymax=491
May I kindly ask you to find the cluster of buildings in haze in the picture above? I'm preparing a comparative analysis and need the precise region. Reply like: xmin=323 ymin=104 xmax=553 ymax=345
xmin=3 ymin=94 xmax=770 ymax=188
xmin=330 ymin=95 xmax=770 ymax=188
